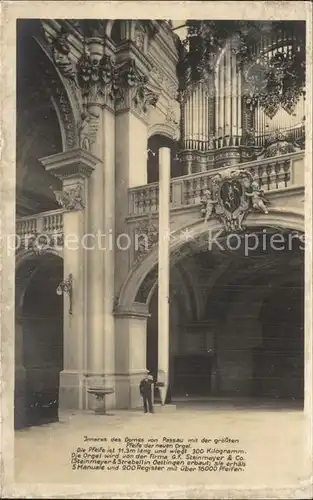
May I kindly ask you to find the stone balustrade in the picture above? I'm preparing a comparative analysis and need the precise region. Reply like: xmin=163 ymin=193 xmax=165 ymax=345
xmin=16 ymin=208 xmax=64 ymax=239
xmin=128 ymin=151 xmax=304 ymax=216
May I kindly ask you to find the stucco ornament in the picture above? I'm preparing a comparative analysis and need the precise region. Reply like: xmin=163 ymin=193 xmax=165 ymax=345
xmin=52 ymin=184 xmax=85 ymax=211
xmin=134 ymin=215 xmax=159 ymax=263
xmin=201 ymin=169 xmax=269 ymax=232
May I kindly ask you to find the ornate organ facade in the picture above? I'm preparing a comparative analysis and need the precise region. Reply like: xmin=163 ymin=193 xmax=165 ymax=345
xmin=177 ymin=21 xmax=305 ymax=173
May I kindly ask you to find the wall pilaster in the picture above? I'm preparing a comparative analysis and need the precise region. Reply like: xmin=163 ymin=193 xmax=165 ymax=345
xmin=40 ymin=148 xmax=99 ymax=409
xmin=114 ymin=55 xmax=159 ymax=296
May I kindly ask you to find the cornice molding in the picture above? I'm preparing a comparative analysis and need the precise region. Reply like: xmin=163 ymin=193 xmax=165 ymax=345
xmin=39 ymin=148 xmax=101 ymax=180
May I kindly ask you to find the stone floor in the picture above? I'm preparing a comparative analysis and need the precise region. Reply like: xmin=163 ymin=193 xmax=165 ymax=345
xmin=13 ymin=400 xmax=312 ymax=498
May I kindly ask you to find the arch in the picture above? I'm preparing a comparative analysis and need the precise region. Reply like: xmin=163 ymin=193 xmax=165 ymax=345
xmin=147 ymin=133 xmax=182 ymax=182
xmin=33 ymin=38 xmax=80 ymax=151
xmin=146 ymin=262 xmax=196 ymax=319
xmin=15 ymin=250 xmax=64 ymax=313
xmin=148 ymin=122 xmax=178 ymax=141
xmin=17 ymin=20 xmax=80 ymax=153
xmin=117 ymin=209 xmax=304 ymax=309
xmin=15 ymin=251 xmax=64 ymax=429
xmin=16 ymin=248 xmax=63 ymax=272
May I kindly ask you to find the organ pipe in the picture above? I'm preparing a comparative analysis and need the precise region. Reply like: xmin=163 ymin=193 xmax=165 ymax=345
xmin=219 ymin=51 xmax=225 ymax=142
xmin=181 ymin=29 xmax=304 ymax=153
xmin=197 ymin=83 xmax=203 ymax=141
xmin=215 ymin=72 xmax=219 ymax=138
xmin=225 ymin=45 xmax=231 ymax=144
xmin=231 ymin=51 xmax=237 ymax=139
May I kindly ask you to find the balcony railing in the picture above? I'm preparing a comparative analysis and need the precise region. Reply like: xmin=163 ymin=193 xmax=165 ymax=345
xmin=128 ymin=151 xmax=304 ymax=217
xmin=16 ymin=208 xmax=64 ymax=237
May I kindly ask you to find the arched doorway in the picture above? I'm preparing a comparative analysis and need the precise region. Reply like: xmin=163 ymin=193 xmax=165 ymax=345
xmin=15 ymin=253 xmax=64 ymax=428
xmin=147 ymin=134 xmax=182 ymax=183
xmin=144 ymin=226 xmax=304 ymax=404
xmin=254 ymin=277 xmax=304 ymax=399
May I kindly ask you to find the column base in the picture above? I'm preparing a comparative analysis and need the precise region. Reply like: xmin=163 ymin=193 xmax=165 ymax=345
xmin=59 ymin=370 xmax=85 ymax=410
xmin=115 ymin=370 xmax=148 ymax=409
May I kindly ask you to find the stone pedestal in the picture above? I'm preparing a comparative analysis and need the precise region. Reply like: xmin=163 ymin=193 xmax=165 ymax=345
xmin=87 ymin=387 xmax=115 ymax=415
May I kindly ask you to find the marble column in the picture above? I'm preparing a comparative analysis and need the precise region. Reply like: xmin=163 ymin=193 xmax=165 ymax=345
xmin=158 ymin=148 xmax=171 ymax=404
xmin=40 ymin=148 xmax=100 ymax=409
xmin=84 ymin=101 xmax=116 ymax=409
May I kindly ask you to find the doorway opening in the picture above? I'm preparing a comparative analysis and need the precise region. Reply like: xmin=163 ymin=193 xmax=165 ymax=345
xmin=146 ymin=228 xmax=304 ymax=405
xmin=15 ymin=254 xmax=63 ymax=428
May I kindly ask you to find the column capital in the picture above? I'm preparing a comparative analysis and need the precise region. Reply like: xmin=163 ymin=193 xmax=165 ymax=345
xmin=39 ymin=148 xmax=101 ymax=181
xmin=50 ymin=26 xmax=160 ymax=118
xmin=114 ymin=58 xmax=159 ymax=119
xmin=40 ymin=148 xmax=101 ymax=211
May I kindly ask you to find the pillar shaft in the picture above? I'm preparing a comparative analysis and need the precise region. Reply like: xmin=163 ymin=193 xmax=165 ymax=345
xmin=86 ymin=106 xmax=105 ymax=377
xmin=115 ymin=111 xmax=149 ymax=294
xmin=80 ymin=103 xmax=116 ymax=411
xmin=40 ymin=148 xmax=99 ymax=409
xmin=114 ymin=306 xmax=149 ymax=409
xmin=158 ymin=147 xmax=171 ymax=404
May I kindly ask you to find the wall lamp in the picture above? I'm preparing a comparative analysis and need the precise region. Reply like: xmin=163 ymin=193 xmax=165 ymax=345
xmin=56 ymin=273 xmax=73 ymax=315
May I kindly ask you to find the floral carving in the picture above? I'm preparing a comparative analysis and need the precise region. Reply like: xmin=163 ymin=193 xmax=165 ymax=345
xmin=38 ymin=57 xmax=77 ymax=150
xmin=134 ymin=216 xmax=159 ymax=264
xmin=116 ymin=59 xmax=159 ymax=115
xmin=263 ymin=130 xmax=295 ymax=158
xmin=52 ymin=30 xmax=158 ymax=115
xmin=52 ymin=184 xmax=85 ymax=211
xmin=244 ymin=49 xmax=305 ymax=119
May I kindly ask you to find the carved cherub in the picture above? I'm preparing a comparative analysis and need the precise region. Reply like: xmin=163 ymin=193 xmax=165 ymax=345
xmin=246 ymin=181 xmax=269 ymax=214
xmin=78 ymin=111 xmax=92 ymax=151
xmin=50 ymin=187 xmax=70 ymax=209
xmin=201 ymin=189 xmax=218 ymax=222
xmin=52 ymin=31 xmax=75 ymax=80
